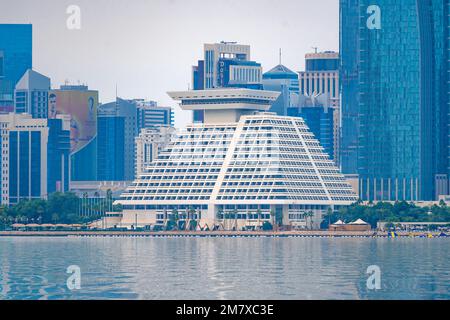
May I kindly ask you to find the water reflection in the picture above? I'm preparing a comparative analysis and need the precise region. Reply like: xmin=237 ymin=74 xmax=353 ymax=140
xmin=0 ymin=237 xmax=449 ymax=300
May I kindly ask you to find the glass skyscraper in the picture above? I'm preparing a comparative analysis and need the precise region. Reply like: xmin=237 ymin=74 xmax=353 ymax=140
xmin=0 ymin=24 xmax=32 ymax=113
xmin=97 ymin=116 xmax=125 ymax=181
xmin=340 ymin=0 xmax=449 ymax=201
xmin=287 ymin=95 xmax=335 ymax=161
xmin=340 ymin=0 xmax=360 ymax=175
xmin=47 ymin=118 xmax=71 ymax=194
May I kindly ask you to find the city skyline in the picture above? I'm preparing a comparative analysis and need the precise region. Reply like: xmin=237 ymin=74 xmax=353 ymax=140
xmin=1 ymin=1 xmax=450 ymax=304
xmin=0 ymin=0 xmax=339 ymax=128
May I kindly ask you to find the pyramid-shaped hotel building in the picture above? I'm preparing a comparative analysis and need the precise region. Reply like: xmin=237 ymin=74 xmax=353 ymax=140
xmin=115 ymin=89 xmax=357 ymax=230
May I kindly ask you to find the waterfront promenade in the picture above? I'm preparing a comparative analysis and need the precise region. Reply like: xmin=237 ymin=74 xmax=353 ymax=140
xmin=0 ymin=230 xmax=446 ymax=238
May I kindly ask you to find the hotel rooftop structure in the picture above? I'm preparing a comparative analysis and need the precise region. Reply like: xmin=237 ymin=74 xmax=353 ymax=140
xmin=115 ymin=88 xmax=358 ymax=230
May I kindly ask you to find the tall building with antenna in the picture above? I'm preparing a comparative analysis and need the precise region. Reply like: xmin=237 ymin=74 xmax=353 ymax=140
xmin=298 ymin=51 xmax=340 ymax=108
xmin=261 ymin=49 xmax=300 ymax=118
xmin=191 ymin=42 xmax=263 ymax=123
xmin=298 ymin=51 xmax=340 ymax=164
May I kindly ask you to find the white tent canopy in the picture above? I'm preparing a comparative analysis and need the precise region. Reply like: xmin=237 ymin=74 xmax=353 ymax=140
xmin=332 ymin=220 xmax=346 ymax=225
xmin=350 ymin=219 xmax=370 ymax=225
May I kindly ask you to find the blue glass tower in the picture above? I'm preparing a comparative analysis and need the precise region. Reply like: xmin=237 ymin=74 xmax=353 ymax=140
xmin=340 ymin=0 xmax=449 ymax=201
xmin=288 ymin=102 xmax=335 ymax=161
xmin=47 ymin=119 xmax=71 ymax=194
xmin=340 ymin=0 xmax=360 ymax=175
xmin=97 ymin=116 xmax=125 ymax=181
xmin=0 ymin=24 xmax=32 ymax=112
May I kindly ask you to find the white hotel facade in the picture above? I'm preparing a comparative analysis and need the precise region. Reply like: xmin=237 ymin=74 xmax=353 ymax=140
xmin=115 ymin=89 xmax=357 ymax=230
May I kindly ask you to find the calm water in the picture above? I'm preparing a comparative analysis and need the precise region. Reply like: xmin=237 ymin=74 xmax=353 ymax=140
xmin=0 ymin=236 xmax=449 ymax=300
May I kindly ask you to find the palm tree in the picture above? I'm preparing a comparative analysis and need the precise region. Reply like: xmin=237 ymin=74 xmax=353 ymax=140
xmin=270 ymin=210 xmax=276 ymax=231
xmin=93 ymin=192 xmax=100 ymax=216
xmin=256 ymin=209 xmax=262 ymax=230
xmin=0 ymin=209 xmax=7 ymax=230
xmin=246 ymin=211 xmax=250 ymax=231
xmin=304 ymin=211 xmax=314 ymax=229
xmin=188 ymin=207 xmax=196 ymax=230
xmin=326 ymin=208 xmax=333 ymax=229
xmin=82 ymin=192 xmax=89 ymax=217
xmin=172 ymin=209 xmax=179 ymax=231
xmin=216 ymin=209 xmax=223 ymax=230
xmin=106 ymin=189 xmax=113 ymax=212
xmin=306 ymin=211 xmax=314 ymax=230
xmin=276 ymin=210 xmax=283 ymax=231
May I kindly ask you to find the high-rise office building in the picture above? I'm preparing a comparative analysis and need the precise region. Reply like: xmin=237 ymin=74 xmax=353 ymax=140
xmin=202 ymin=42 xmax=254 ymax=89
xmin=216 ymin=59 xmax=262 ymax=90
xmin=298 ymin=51 xmax=340 ymax=163
xmin=0 ymin=113 xmax=70 ymax=205
xmin=97 ymin=98 xmax=137 ymax=181
xmin=299 ymin=51 xmax=339 ymax=108
xmin=0 ymin=24 xmax=32 ymax=114
xmin=288 ymin=94 xmax=335 ymax=161
xmin=192 ymin=42 xmax=263 ymax=123
xmin=115 ymin=88 xmax=357 ymax=230
xmin=135 ymin=126 xmax=176 ymax=177
xmin=340 ymin=0 xmax=449 ymax=201
xmin=47 ymin=117 xmax=71 ymax=194
xmin=134 ymin=99 xmax=174 ymax=129
xmin=97 ymin=98 xmax=174 ymax=182
xmin=192 ymin=60 xmax=205 ymax=90
xmin=97 ymin=113 xmax=125 ymax=182
xmin=14 ymin=69 xmax=50 ymax=118
xmin=262 ymin=64 xmax=300 ymax=116
xmin=339 ymin=0 xmax=360 ymax=175
xmin=49 ymin=85 xmax=98 ymax=181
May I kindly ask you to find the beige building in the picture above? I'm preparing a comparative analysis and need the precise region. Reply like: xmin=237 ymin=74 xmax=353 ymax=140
xmin=135 ymin=126 xmax=176 ymax=177
xmin=298 ymin=51 xmax=340 ymax=164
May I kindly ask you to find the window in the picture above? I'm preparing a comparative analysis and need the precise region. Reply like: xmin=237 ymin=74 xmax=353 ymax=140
xmin=0 ymin=51 xmax=4 ymax=77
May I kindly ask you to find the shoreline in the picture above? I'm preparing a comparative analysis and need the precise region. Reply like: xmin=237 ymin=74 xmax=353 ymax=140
xmin=0 ymin=230 xmax=447 ymax=238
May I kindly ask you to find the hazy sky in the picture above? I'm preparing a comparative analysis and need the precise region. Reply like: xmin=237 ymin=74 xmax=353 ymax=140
xmin=0 ymin=0 xmax=339 ymax=128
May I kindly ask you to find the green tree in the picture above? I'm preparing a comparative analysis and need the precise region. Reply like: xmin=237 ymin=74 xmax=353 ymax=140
xmin=170 ymin=209 xmax=179 ymax=231
xmin=305 ymin=211 xmax=314 ymax=230
xmin=47 ymin=192 xmax=81 ymax=223
xmin=270 ymin=210 xmax=276 ymax=231
xmin=256 ymin=209 xmax=262 ymax=230
xmin=233 ymin=209 xmax=238 ymax=231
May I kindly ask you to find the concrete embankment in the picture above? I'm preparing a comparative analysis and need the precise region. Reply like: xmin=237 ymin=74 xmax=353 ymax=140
xmin=0 ymin=230 xmax=445 ymax=238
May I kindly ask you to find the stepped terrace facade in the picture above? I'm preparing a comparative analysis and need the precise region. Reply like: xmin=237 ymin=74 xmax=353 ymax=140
xmin=115 ymin=89 xmax=358 ymax=230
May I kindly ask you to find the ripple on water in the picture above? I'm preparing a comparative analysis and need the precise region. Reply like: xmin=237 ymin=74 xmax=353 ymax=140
xmin=0 ymin=237 xmax=449 ymax=300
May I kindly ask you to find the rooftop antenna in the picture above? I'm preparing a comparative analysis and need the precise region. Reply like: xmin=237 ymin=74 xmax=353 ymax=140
xmin=279 ymin=48 xmax=282 ymax=65
xmin=312 ymin=46 xmax=318 ymax=54
xmin=115 ymin=84 xmax=119 ymax=113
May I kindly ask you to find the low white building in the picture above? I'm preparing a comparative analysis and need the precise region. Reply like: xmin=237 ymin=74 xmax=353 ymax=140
xmin=115 ymin=88 xmax=358 ymax=230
